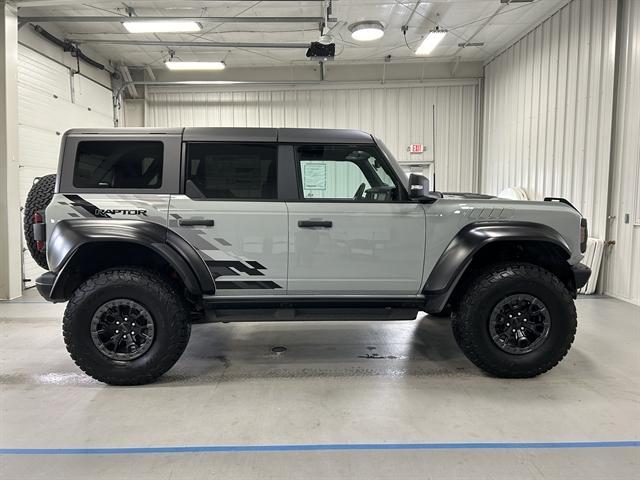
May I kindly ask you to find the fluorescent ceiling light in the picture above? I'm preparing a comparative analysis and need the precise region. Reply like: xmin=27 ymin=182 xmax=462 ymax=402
xmin=123 ymin=20 xmax=202 ymax=33
xmin=165 ymin=61 xmax=226 ymax=70
xmin=348 ymin=21 xmax=385 ymax=42
xmin=415 ymin=28 xmax=447 ymax=56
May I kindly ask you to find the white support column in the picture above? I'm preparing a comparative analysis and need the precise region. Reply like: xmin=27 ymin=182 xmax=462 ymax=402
xmin=0 ymin=2 xmax=22 ymax=299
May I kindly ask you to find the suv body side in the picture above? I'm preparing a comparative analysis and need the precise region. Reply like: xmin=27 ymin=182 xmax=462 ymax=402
xmin=30 ymin=127 xmax=592 ymax=384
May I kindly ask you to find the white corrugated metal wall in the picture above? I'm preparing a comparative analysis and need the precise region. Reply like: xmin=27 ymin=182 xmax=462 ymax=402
xmin=603 ymin=0 xmax=640 ymax=305
xmin=482 ymin=0 xmax=617 ymax=240
xmin=144 ymin=81 xmax=480 ymax=193
xmin=17 ymin=44 xmax=113 ymax=287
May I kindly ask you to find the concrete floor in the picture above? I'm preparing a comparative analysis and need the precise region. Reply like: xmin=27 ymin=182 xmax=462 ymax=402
xmin=0 ymin=291 xmax=638 ymax=479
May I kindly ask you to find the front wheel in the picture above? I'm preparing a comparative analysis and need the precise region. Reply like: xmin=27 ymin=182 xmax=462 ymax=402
xmin=63 ymin=268 xmax=191 ymax=385
xmin=451 ymin=263 xmax=576 ymax=378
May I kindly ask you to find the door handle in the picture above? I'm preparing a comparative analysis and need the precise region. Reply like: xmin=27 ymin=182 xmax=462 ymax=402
xmin=298 ymin=220 xmax=332 ymax=228
xmin=179 ymin=219 xmax=214 ymax=227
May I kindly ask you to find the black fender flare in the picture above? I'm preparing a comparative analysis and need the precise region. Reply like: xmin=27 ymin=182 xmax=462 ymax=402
xmin=422 ymin=221 xmax=571 ymax=312
xmin=48 ymin=219 xmax=215 ymax=299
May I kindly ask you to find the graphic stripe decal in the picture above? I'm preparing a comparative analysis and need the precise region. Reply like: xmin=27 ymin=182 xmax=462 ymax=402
xmin=206 ymin=260 xmax=267 ymax=278
xmin=216 ymin=280 xmax=282 ymax=289
xmin=63 ymin=194 xmax=110 ymax=218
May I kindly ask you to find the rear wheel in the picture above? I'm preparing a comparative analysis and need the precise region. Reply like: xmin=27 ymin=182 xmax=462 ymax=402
xmin=63 ymin=268 xmax=191 ymax=385
xmin=451 ymin=263 xmax=576 ymax=378
xmin=23 ymin=174 xmax=56 ymax=269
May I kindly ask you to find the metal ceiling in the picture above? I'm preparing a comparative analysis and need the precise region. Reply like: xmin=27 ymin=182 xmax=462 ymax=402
xmin=15 ymin=0 xmax=570 ymax=69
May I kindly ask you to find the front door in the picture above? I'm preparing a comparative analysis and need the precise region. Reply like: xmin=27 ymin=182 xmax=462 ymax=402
xmin=169 ymin=142 xmax=288 ymax=296
xmin=287 ymin=144 xmax=426 ymax=296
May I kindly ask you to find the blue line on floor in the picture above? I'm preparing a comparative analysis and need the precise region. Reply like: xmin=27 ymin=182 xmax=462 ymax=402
xmin=1 ymin=441 xmax=638 ymax=455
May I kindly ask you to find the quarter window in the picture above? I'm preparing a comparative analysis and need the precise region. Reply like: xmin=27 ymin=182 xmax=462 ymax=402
xmin=186 ymin=143 xmax=277 ymax=199
xmin=73 ymin=141 xmax=163 ymax=189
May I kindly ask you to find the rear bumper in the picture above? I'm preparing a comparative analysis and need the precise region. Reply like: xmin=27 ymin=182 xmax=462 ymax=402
xmin=35 ymin=272 xmax=56 ymax=302
xmin=571 ymin=262 xmax=591 ymax=290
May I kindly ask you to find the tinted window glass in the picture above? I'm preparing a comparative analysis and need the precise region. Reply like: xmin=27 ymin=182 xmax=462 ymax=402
xmin=186 ymin=143 xmax=277 ymax=199
xmin=296 ymin=145 xmax=399 ymax=201
xmin=73 ymin=141 xmax=163 ymax=189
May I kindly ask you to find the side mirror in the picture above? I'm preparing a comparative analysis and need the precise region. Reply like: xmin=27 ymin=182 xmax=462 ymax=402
xmin=408 ymin=173 xmax=439 ymax=203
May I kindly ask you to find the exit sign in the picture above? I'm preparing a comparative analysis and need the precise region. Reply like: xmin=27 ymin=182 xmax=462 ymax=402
xmin=409 ymin=144 xmax=424 ymax=154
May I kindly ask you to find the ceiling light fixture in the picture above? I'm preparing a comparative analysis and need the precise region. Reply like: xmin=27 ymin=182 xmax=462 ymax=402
xmin=123 ymin=20 xmax=202 ymax=33
xmin=415 ymin=27 xmax=447 ymax=56
xmin=348 ymin=21 xmax=385 ymax=42
xmin=165 ymin=61 xmax=226 ymax=70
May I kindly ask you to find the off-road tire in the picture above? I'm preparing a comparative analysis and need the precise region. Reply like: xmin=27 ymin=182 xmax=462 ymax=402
xmin=63 ymin=268 xmax=191 ymax=385
xmin=451 ymin=263 xmax=576 ymax=378
xmin=23 ymin=174 xmax=56 ymax=269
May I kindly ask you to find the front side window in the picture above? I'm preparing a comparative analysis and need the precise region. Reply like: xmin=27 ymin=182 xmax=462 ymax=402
xmin=73 ymin=141 xmax=163 ymax=189
xmin=296 ymin=145 xmax=399 ymax=201
xmin=186 ymin=143 xmax=277 ymax=199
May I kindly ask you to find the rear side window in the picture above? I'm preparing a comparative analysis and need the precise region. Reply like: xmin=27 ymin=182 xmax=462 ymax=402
xmin=186 ymin=143 xmax=277 ymax=199
xmin=73 ymin=141 xmax=164 ymax=189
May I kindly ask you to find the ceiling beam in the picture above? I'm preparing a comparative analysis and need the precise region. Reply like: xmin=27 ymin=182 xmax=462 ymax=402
xmin=17 ymin=0 xmax=319 ymax=6
xmin=67 ymin=39 xmax=310 ymax=49
xmin=144 ymin=65 xmax=156 ymax=82
xmin=19 ymin=16 xmax=324 ymax=24
xmin=118 ymin=65 xmax=138 ymax=98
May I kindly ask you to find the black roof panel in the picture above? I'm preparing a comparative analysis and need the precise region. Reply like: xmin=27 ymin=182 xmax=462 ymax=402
xmin=65 ymin=128 xmax=184 ymax=136
xmin=66 ymin=127 xmax=374 ymax=144
xmin=184 ymin=127 xmax=372 ymax=144
xmin=183 ymin=127 xmax=277 ymax=143
xmin=278 ymin=128 xmax=373 ymax=144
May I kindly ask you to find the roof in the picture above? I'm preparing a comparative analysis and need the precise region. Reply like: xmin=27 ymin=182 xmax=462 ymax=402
xmin=66 ymin=127 xmax=375 ymax=144
xmin=278 ymin=128 xmax=374 ymax=144
xmin=65 ymin=128 xmax=184 ymax=136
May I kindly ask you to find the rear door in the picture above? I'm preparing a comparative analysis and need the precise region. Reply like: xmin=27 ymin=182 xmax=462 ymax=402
xmin=168 ymin=140 xmax=288 ymax=296
xmin=286 ymin=144 xmax=426 ymax=295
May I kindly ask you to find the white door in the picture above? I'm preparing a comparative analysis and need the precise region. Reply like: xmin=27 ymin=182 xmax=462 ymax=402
xmin=17 ymin=45 xmax=113 ymax=287
xmin=287 ymin=144 xmax=426 ymax=295
xmin=168 ymin=142 xmax=288 ymax=296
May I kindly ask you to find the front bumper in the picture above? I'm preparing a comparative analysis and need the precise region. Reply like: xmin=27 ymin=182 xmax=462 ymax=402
xmin=571 ymin=262 xmax=591 ymax=290
xmin=35 ymin=272 xmax=56 ymax=302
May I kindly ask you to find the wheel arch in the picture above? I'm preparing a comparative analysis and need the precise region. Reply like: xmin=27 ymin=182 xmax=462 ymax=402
xmin=48 ymin=219 xmax=215 ymax=300
xmin=423 ymin=222 xmax=574 ymax=313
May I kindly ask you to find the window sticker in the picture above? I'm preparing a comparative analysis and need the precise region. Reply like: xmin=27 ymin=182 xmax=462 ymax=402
xmin=303 ymin=163 xmax=327 ymax=190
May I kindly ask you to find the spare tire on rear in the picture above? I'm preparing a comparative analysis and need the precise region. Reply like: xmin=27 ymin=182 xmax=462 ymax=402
xmin=23 ymin=174 xmax=56 ymax=270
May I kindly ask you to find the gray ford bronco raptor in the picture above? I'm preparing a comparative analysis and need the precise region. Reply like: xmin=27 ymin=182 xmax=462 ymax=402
xmin=25 ymin=127 xmax=591 ymax=385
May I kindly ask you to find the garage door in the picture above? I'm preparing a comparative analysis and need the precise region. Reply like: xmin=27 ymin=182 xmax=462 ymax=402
xmin=17 ymin=45 xmax=113 ymax=288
